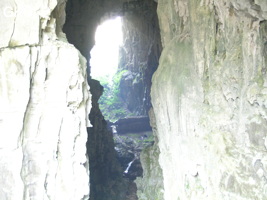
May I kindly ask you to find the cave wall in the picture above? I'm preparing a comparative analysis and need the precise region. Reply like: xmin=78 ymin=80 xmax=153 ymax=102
xmin=118 ymin=0 xmax=162 ymax=115
xmin=0 ymin=0 xmax=90 ymax=199
xmin=150 ymin=0 xmax=267 ymax=199
xmin=135 ymin=108 xmax=164 ymax=200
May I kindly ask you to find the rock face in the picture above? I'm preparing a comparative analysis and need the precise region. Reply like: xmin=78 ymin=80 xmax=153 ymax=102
xmin=150 ymin=0 xmax=267 ymax=199
xmin=135 ymin=109 xmax=164 ymax=200
xmin=118 ymin=1 xmax=162 ymax=115
xmin=0 ymin=1 xmax=90 ymax=199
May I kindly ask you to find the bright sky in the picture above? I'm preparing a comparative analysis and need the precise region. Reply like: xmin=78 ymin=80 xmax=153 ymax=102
xmin=90 ymin=17 xmax=123 ymax=81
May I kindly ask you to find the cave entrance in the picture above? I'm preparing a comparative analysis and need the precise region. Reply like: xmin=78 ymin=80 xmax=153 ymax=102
xmin=64 ymin=1 xmax=161 ymax=199
xmin=90 ymin=14 xmax=155 ymax=197
xmin=90 ymin=16 xmax=128 ymax=122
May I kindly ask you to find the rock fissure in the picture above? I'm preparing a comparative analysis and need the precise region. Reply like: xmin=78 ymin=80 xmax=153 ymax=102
xmin=8 ymin=0 xmax=18 ymax=47
xmin=20 ymin=155 xmax=26 ymax=200
xmin=18 ymin=73 xmax=32 ymax=147
xmin=55 ymin=119 xmax=62 ymax=161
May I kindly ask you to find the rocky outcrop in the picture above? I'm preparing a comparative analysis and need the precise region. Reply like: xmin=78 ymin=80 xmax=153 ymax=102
xmin=151 ymin=0 xmax=267 ymax=199
xmin=0 ymin=0 xmax=90 ymax=199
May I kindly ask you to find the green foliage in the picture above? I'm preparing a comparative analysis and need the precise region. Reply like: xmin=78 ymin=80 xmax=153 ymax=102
xmin=98 ymin=69 xmax=130 ymax=122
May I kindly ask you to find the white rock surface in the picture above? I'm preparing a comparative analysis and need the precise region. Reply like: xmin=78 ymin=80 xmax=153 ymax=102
xmin=152 ymin=0 xmax=267 ymax=199
xmin=0 ymin=1 xmax=90 ymax=200
xmin=0 ymin=0 xmax=59 ymax=48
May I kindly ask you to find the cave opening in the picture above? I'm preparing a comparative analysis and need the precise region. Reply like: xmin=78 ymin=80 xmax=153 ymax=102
xmin=90 ymin=16 xmax=128 ymax=122
xmin=89 ymin=14 xmax=155 ymax=198
xmin=63 ymin=0 xmax=162 ymax=199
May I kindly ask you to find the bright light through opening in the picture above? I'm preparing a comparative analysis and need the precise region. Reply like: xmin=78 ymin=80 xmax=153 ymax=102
xmin=90 ymin=17 xmax=123 ymax=81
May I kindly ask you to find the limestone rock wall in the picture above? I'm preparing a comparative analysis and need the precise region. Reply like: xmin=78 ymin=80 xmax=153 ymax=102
xmin=135 ymin=109 xmax=164 ymax=200
xmin=0 ymin=1 xmax=90 ymax=199
xmin=118 ymin=1 xmax=162 ymax=115
xmin=151 ymin=0 xmax=267 ymax=199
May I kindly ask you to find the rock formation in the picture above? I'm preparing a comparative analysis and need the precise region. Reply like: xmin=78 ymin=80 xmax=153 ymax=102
xmin=135 ymin=109 xmax=164 ymax=200
xmin=1 ymin=0 xmax=267 ymax=200
xmin=150 ymin=0 xmax=267 ymax=199
xmin=0 ymin=0 xmax=90 ymax=199
xmin=118 ymin=0 xmax=162 ymax=115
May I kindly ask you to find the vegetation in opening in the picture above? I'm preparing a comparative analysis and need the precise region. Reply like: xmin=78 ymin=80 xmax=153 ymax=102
xmin=90 ymin=17 xmax=134 ymax=122
xmin=98 ymin=69 xmax=133 ymax=122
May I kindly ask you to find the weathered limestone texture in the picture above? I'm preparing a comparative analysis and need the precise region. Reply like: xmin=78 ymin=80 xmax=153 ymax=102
xmin=0 ymin=0 xmax=90 ymax=199
xmin=118 ymin=0 xmax=162 ymax=115
xmin=152 ymin=0 xmax=267 ymax=199
xmin=135 ymin=109 xmax=164 ymax=200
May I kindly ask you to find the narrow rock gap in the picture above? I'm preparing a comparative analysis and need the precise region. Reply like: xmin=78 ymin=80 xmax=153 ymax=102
xmin=64 ymin=0 xmax=161 ymax=199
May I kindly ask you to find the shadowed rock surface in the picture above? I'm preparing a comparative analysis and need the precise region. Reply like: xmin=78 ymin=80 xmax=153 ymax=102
xmin=87 ymin=79 xmax=127 ymax=200
xmin=113 ymin=116 xmax=152 ymax=134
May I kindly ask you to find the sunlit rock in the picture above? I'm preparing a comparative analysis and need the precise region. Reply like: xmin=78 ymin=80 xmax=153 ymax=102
xmin=0 ymin=0 xmax=58 ymax=48
xmin=152 ymin=0 xmax=267 ymax=199
xmin=0 ymin=1 xmax=90 ymax=199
